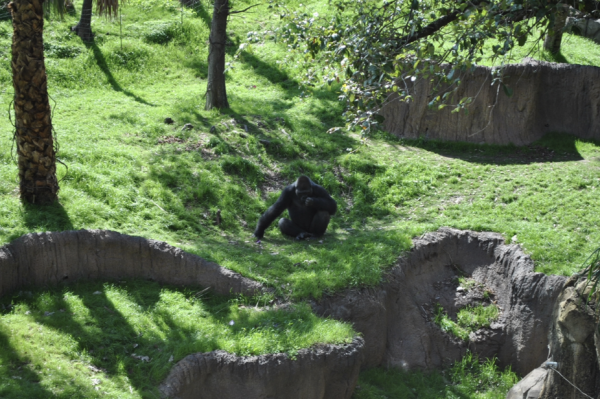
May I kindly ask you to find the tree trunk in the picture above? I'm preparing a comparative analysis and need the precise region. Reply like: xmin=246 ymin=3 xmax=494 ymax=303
xmin=544 ymin=5 xmax=568 ymax=54
xmin=205 ymin=0 xmax=229 ymax=110
xmin=9 ymin=0 xmax=59 ymax=204
xmin=71 ymin=0 xmax=93 ymax=41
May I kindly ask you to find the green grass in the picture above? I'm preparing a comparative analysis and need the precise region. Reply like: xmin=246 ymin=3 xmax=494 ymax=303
xmin=435 ymin=303 xmax=500 ymax=341
xmin=0 ymin=0 xmax=600 ymax=397
xmin=354 ymin=352 xmax=518 ymax=399
xmin=0 ymin=280 xmax=354 ymax=398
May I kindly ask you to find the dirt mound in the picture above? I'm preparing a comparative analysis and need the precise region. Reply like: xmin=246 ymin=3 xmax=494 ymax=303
xmin=313 ymin=228 xmax=566 ymax=375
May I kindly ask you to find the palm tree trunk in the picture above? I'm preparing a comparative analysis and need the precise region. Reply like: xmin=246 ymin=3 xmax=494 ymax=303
xmin=72 ymin=0 xmax=94 ymax=41
xmin=205 ymin=0 xmax=229 ymax=110
xmin=9 ymin=0 xmax=59 ymax=204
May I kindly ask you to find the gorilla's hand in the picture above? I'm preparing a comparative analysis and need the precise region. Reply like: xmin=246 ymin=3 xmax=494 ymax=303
xmin=304 ymin=197 xmax=314 ymax=207
xmin=253 ymin=230 xmax=264 ymax=240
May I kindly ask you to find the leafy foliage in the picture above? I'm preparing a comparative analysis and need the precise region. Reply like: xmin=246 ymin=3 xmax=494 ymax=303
xmin=272 ymin=0 xmax=600 ymax=132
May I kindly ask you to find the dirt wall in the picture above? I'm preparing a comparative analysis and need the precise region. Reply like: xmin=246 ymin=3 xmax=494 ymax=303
xmin=381 ymin=59 xmax=600 ymax=146
xmin=0 ymin=229 xmax=263 ymax=299
xmin=159 ymin=338 xmax=364 ymax=399
xmin=313 ymin=228 xmax=566 ymax=376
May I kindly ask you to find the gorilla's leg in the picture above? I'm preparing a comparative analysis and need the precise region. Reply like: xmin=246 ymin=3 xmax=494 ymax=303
xmin=308 ymin=211 xmax=330 ymax=236
xmin=278 ymin=218 xmax=306 ymax=238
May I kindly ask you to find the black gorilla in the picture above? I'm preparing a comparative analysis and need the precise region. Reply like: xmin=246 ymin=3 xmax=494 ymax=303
xmin=254 ymin=175 xmax=337 ymax=240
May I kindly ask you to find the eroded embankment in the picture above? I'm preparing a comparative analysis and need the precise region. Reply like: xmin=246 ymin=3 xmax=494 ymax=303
xmin=0 ymin=228 xmax=567 ymax=398
xmin=313 ymin=228 xmax=566 ymax=376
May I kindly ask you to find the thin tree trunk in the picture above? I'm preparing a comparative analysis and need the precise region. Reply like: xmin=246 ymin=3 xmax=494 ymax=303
xmin=9 ymin=0 xmax=59 ymax=204
xmin=205 ymin=0 xmax=229 ymax=110
xmin=544 ymin=5 xmax=568 ymax=54
xmin=72 ymin=0 xmax=94 ymax=41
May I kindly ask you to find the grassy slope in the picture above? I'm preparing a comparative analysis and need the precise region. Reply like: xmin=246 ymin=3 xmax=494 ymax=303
xmin=0 ymin=0 xmax=599 ymax=397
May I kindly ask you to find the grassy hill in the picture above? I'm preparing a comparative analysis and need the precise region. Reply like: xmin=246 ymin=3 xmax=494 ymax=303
xmin=0 ymin=0 xmax=599 ymax=397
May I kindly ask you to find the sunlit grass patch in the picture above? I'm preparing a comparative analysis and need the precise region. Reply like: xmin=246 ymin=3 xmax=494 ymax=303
xmin=0 ymin=280 xmax=355 ymax=399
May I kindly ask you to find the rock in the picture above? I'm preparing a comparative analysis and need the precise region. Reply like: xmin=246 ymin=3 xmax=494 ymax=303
xmin=567 ymin=17 xmax=600 ymax=44
xmin=164 ymin=117 xmax=174 ymax=125
xmin=381 ymin=59 xmax=600 ymax=146
xmin=506 ymin=366 xmax=548 ymax=399
xmin=537 ymin=279 xmax=600 ymax=399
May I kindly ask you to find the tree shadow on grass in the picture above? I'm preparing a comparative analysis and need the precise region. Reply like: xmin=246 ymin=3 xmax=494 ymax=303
xmin=376 ymin=131 xmax=591 ymax=166
xmin=0 ymin=280 xmax=224 ymax=397
xmin=82 ymin=40 xmax=155 ymax=107
xmin=18 ymin=202 xmax=73 ymax=239
xmin=0 ymin=279 xmax=334 ymax=397
xmin=0 ymin=329 xmax=56 ymax=398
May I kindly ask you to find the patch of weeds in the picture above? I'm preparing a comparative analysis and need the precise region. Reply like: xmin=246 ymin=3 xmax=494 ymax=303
xmin=104 ymin=42 xmax=154 ymax=71
xmin=220 ymin=155 xmax=264 ymax=186
xmin=456 ymin=304 xmax=500 ymax=331
xmin=43 ymin=42 xmax=83 ymax=59
xmin=434 ymin=303 xmax=499 ymax=341
xmin=208 ymin=136 xmax=233 ymax=155
xmin=434 ymin=303 xmax=470 ymax=341
xmin=354 ymin=351 xmax=518 ymax=399
xmin=142 ymin=21 xmax=179 ymax=44
xmin=457 ymin=277 xmax=477 ymax=290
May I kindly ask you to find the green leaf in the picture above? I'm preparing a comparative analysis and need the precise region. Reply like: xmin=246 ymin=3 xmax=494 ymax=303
xmin=502 ymin=84 xmax=513 ymax=97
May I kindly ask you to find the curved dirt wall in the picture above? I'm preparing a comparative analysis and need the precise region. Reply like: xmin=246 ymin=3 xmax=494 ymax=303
xmin=0 ymin=229 xmax=264 ymax=298
xmin=159 ymin=338 xmax=364 ymax=399
xmin=313 ymin=228 xmax=566 ymax=376
xmin=0 ymin=228 xmax=569 ymax=397
xmin=380 ymin=59 xmax=600 ymax=146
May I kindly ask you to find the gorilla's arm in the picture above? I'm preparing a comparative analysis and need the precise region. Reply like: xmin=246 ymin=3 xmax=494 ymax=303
xmin=308 ymin=185 xmax=337 ymax=215
xmin=253 ymin=185 xmax=294 ymax=238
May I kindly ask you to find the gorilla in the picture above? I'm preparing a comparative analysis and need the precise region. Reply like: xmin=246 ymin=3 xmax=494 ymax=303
xmin=254 ymin=175 xmax=337 ymax=240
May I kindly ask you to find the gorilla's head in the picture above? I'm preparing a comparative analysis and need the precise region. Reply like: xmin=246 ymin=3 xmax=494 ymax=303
xmin=295 ymin=175 xmax=313 ymax=199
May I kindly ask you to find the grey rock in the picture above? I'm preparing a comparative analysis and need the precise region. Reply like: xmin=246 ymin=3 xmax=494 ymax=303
xmin=506 ymin=366 xmax=548 ymax=399
xmin=537 ymin=279 xmax=600 ymax=399
xmin=567 ymin=17 xmax=600 ymax=43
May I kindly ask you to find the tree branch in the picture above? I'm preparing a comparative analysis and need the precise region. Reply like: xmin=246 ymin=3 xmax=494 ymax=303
xmin=230 ymin=3 xmax=261 ymax=15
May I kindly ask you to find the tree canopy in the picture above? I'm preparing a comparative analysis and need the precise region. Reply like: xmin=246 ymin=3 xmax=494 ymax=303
xmin=274 ymin=0 xmax=600 ymax=132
